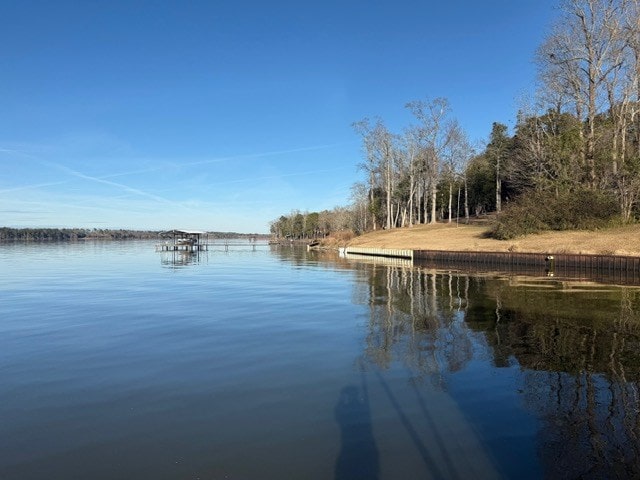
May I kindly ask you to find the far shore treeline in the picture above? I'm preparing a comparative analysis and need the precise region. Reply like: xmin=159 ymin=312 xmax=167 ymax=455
xmin=0 ymin=228 xmax=267 ymax=242
xmin=272 ymin=0 xmax=640 ymax=241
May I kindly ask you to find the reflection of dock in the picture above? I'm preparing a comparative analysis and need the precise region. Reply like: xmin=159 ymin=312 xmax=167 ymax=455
xmin=160 ymin=249 xmax=206 ymax=268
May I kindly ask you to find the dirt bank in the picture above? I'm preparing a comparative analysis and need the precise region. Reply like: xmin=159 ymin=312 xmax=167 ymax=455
xmin=345 ymin=223 xmax=640 ymax=257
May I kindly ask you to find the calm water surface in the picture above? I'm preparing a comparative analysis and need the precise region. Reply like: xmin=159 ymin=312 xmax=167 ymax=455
xmin=2 ymin=241 xmax=640 ymax=479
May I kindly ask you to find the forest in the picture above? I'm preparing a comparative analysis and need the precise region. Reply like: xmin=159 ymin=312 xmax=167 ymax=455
xmin=271 ymin=0 xmax=640 ymax=241
xmin=0 ymin=228 xmax=268 ymax=242
xmin=0 ymin=228 xmax=160 ymax=241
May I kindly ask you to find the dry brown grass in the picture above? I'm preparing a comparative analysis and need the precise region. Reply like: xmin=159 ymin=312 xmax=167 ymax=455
xmin=346 ymin=223 xmax=640 ymax=256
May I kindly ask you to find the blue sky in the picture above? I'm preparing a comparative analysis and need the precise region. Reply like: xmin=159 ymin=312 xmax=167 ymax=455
xmin=0 ymin=1 xmax=554 ymax=233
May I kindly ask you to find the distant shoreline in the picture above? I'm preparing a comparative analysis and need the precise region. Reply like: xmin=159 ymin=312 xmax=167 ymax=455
xmin=0 ymin=228 xmax=269 ymax=242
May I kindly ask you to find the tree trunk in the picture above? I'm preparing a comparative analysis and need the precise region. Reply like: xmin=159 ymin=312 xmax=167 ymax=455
xmin=448 ymin=182 xmax=453 ymax=223
xmin=408 ymin=174 xmax=415 ymax=226
xmin=369 ymin=171 xmax=377 ymax=231
xmin=495 ymin=158 xmax=502 ymax=214
xmin=424 ymin=181 xmax=429 ymax=224
xmin=386 ymin=160 xmax=392 ymax=230
xmin=430 ymin=183 xmax=437 ymax=224
xmin=464 ymin=176 xmax=470 ymax=223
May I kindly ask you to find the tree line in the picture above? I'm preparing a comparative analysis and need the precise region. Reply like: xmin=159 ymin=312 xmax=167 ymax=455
xmin=269 ymin=208 xmax=353 ymax=240
xmin=0 ymin=228 xmax=161 ymax=241
xmin=0 ymin=228 xmax=269 ymax=242
xmin=272 ymin=0 xmax=640 ymax=240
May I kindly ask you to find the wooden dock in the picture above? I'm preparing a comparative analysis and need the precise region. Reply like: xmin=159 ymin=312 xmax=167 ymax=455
xmin=344 ymin=247 xmax=414 ymax=260
xmin=156 ymin=229 xmax=267 ymax=253
xmin=156 ymin=242 xmax=209 ymax=252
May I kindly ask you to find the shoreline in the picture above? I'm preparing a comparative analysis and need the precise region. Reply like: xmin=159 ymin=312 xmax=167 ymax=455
xmin=343 ymin=223 xmax=640 ymax=258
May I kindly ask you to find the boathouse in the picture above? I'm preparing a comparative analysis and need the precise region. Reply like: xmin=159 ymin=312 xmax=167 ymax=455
xmin=156 ymin=230 xmax=209 ymax=252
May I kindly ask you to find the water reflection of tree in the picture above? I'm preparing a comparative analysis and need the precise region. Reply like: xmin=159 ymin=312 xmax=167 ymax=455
xmin=522 ymin=370 xmax=640 ymax=478
xmin=467 ymin=278 xmax=640 ymax=379
xmin=358 ymin=265 xmax=640 ymax=477
xmin=465 ymin=277 xmax=640 ymax=479
xmin=361 ymin=265 xmax=475 ymax=384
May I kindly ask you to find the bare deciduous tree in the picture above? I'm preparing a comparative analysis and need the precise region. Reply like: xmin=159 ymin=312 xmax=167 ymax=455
xmin=353 ymin=118 xmax=397 ymax=229
xmin=406 ymin=98 xmax=457 ymax=223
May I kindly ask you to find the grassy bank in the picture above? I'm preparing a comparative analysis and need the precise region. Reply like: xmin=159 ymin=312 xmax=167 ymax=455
xmin=345 ymin=223 xmax=640 ymax=257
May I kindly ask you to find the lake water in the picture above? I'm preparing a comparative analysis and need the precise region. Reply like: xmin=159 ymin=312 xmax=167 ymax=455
xmin=2 ymin=241 xmax=640 ymax=479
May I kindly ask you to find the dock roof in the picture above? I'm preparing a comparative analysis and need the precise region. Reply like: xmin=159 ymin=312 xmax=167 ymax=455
xmin=161 ymin=229 xmax=206 ymax=236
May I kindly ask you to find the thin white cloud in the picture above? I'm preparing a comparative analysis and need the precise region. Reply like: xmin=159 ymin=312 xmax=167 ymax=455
xmin=0 ymin=147 xmax=38 ymax=158
xmin=206 ymin=166 xmax=351 ymax=187
xmin=98 ymin=142 xmax=347 ymax=179
xmin=181 ymin=143 xmax=345 ymax=167
xmin=0 ymin=180 xmax=70 ymax=193
xmin=43 ymin=161 xmax=183 ymax=206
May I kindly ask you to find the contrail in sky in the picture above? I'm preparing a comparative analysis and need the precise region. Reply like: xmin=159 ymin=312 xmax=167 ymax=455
xmin=99 ymin=142 xmax=347 ymax=179
xmin=56 ymin=164 xmax=179 ymax=205
xmin=0 ymin=147 xmax=39 ymax=158
xmin=206 ymin=166 xmax=351 ymax=186
xmin=182 ymin=143 xmax=345 ymax=166
xmin=0 ymin=146 xmax=73 ymax=194
xmin=0 ymin=181 xmax=69 ymax=194
xmin=25 ymin=159 xmax=183 ymax=206
xmin=0 ymin=142 xmax=349 ymax=200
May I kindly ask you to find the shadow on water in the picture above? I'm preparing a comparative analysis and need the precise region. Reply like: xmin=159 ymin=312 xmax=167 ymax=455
xmin=334 ymin=371 xmax=379 ymax=480
xmin=409 ymin=377 xmax=460 ymax=480
xmin=374 ymin=371 xmax=447 ymax=480
xmin=334 ymin=367 xmax=461 ymax=479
